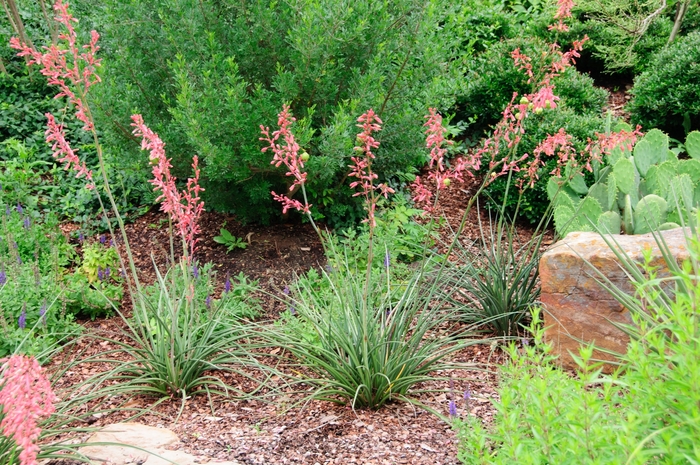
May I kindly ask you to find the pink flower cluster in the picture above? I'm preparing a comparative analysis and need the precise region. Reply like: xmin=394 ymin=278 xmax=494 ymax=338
xmin=10 ymin=0 xmax=101 ymax=132
xmin=132 ymin=115 xmax=205 ymax=258
xmin=45 ymin=114 xmax=94 ymax=189
xmin=0 ymin=355 xmax=57 ymax=465
xmin=10 ymin=0 xmax=101 ymax=189
xmin=260 ymin=105 xmax=311 ymax=215
xmin=412 ymin=109 xmax=480 ymax=208
xmin=349 ymin=110 xmax=395 ymax=226
xmin=550 ymin=0 xmax=576 ymax=32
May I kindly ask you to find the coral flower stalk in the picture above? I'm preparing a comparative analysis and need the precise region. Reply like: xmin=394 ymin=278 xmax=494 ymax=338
xmin=350 ymin=109 xmax=394 ymax=227
xmin=0 ymin=355 xmax=57 ymax=465
xmin=261 ymin=105 xmax=312 ymax=215
xmin=131 ymin=115 xmax=205 ymax=259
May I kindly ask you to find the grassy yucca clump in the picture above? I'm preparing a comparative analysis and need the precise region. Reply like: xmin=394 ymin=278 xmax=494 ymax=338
xmin=434 ymin=203 xmax=544 ymax=337
xmin=260 ymin=106 xmax=484 ymax=411
xmin=87 ymin=261 xmax=258 ymax=399
xmin=454 ymin=215 xmax=700 ymax=464
xmin=269 ymin=240 xmax=479 ymax=410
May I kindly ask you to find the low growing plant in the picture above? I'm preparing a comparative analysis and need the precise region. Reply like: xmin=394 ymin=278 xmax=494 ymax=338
xmin=212 ymin=228 xmax=247 ymax=252
xmin=454 ymin=215 xmax=700 ymax=464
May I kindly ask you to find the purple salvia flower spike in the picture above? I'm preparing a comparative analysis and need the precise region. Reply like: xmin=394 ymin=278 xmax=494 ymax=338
xmin=18 ymin=306 xmax=27 ymax=330
xmin=448 ymin=400 xmax=457 ymax=417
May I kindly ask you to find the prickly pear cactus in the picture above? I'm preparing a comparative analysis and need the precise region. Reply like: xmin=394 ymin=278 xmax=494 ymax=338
xmin=549 ymin=129 xmax=700 ymax=236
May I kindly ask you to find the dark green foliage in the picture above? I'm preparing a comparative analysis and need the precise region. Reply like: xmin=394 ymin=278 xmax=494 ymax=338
xmin=483 ymin=108 xmax=607 ymax=224
xmin=629 ymin=31 xmax=700 ymax=138
xmin=84 ymin=0 xmax=466 ymax=226
xmin=458 ymin=36 xmax=607 ymax=136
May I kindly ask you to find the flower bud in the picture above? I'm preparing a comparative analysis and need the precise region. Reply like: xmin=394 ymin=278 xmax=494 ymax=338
xmin=545 ymin=99 xmax=551 ymax=109
xmin=534 ymin=107 xmax=543 ymax=114
xmin=519 ymin=96 xmax=529 ymax=105
xmin=515 ymin=112 xmax=523 ymax=120
xmin=300 ymin=151 xmax=310 ymax=162
xmin=443 ymin=178 xmax=451 ymax=187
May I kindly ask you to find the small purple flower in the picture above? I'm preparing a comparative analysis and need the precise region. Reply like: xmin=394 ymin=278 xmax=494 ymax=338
xmin=192 ymin=264 xmax=199 ymax=279
xmin=99 ymin=235 xmax=106 ymax=244
xmin=521 ymin=338 xmax=530 ymax=348
xmin=97 ymin=266 xmax=104 ymax=281
xmin=16 ymin=203 xmax=23 ymax=214
xmin=205 ymin=295 xmax=212 ymax=309
xmin=384 ymin=251 xmax=390 ymax=268
xmin=5 ymin=206 xmax=10 ymax=216
xmin=224 ymin=274 xmax=231 ymax=293
xmin=464 ymin=389 xmax=471 ymax=401
xmin=18 ymin=306 xmax=27 ymax=330
xmin=16 ymin=255 xmax=21 ymax=265
xmin=283 ymin=286 xmax=290 ymax=295
xmin=105 ymin=267 xmax=111 ymax=280
xmin=23 ymin=217 xmax=30 ymax=230
xmin=325 ymin=264 xmax=333 ymax=273
xmin=12 ymin=241 xmax=18 ymax=249
xmin=289 ymin=306 xmax=296 ymax=315
xmin=78 ymin=231 xmax=84 ymax=243
xmin=109 ymin=239 xmax=114 ymax=247
xmin=0 ymin=270 xmax=6 ymax=286
xmin=121 ymin=268 xmax=127 ymax=278
xmin=448 ymin=400 xmax=458 ymax=417
xmin=40 ymin=302 xmax=47 ymax=326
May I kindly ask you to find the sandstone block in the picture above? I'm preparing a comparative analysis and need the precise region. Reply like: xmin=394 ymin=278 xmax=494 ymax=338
xmin=539 ymin=228 xmax=690 ymax=371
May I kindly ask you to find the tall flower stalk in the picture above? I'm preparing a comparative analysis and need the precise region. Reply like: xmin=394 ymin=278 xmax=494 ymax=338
xmin=10 ymin=0 xmax=142 ymax=306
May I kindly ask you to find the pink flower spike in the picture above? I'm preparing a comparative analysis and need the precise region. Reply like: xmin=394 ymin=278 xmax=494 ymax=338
xmin=45 ymin=113 xmax=94 ymax=189
xmin=10 ymin=0 xmax=102 ymax=132
xmin=261 ymin=105 xmax=313 ymax=215
xmin=350 ymin=109 xmax=389 ymax=227
xmin=0 ymin=355 xmax=58 ymax=465
xmin=131 ymin=114 xmax=205 ymax=258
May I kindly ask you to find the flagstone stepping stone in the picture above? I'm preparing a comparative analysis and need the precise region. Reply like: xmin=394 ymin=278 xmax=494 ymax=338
xmin=77 ymin=422 xmax=242 ymax=465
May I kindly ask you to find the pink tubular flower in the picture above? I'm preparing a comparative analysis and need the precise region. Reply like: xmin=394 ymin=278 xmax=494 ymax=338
xmin=350 ymin=110 xmax=394 ymax=226
xmin=0 ymin=355 xmax=57 ymax=465
xmin=10 ymin=0 xmax=101 ymax=131
xmin=586 ymin=126 xmax=644 ymax=160
xmin=412 ymin=108 xmax=482 ymax=209
xmin=131 ymin=115 xmax=205 ymax=258
xmin=531 ymin=128 xmax=576 ymax=181
xmin=45 ymin=114 xmax=94 ymax=189
xmin=549 ymin=0 xmax=575 ymax=31
xmin=261 ymin=105 xmax=312 ymax=215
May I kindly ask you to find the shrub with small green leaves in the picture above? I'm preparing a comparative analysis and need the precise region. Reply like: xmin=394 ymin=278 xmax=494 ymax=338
xmin=628 ymin=31 xmax=700 ymax=138
xmin=84 ymin=0 xmax=469 ymax=226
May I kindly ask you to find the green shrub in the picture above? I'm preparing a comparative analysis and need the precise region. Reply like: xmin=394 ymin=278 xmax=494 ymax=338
xmin=483 ymin=107 xmax=607 ymax=224
xmin=458 ymin=37 xmax=607 ymax=137
xmin=629 ymin=31 xmax=700 ymax=138
xmin=84 ymin=0 xmax=467 ymax=226
xmin=454 ymin=221 xmax=700 ymax=464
